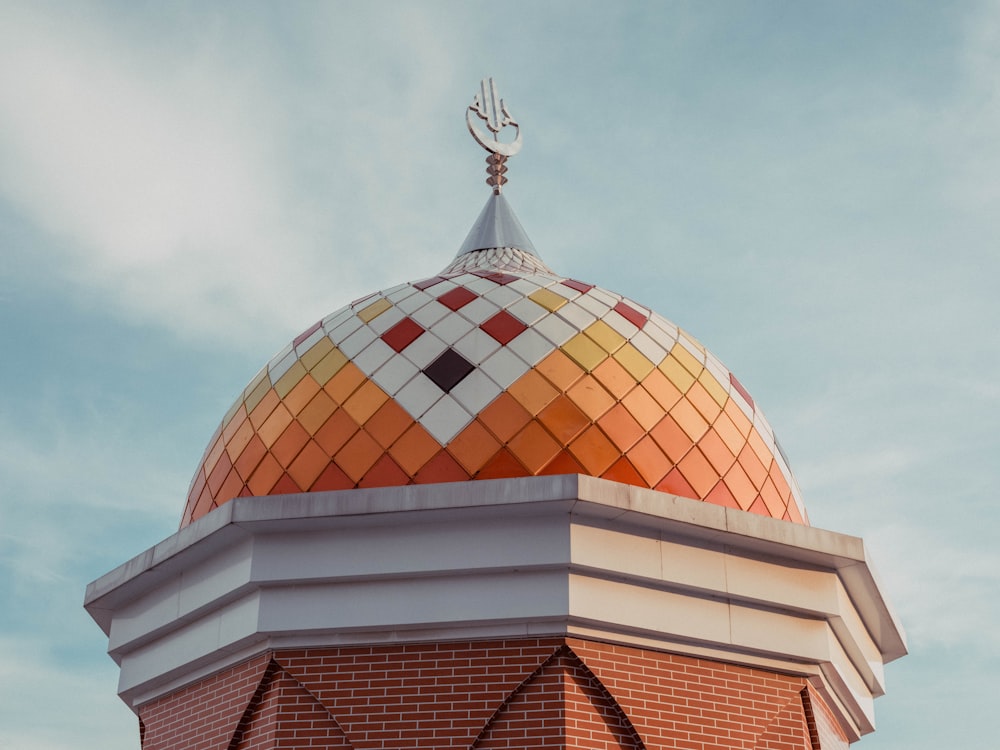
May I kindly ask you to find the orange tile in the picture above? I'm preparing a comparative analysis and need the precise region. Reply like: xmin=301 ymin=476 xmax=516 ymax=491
xmin=192 ymin=483 xmax=214 ymax=520
xmin=677 ymin=447 xmax=719 ymax=497
xmin=669 ymin=398 xmax=709 ymax=442
xmin=225 ymin=416 xmax=255 ymax=465
xmin=206 ymin=450 xmax=233 ymax=496
xmin=310 ymin=462 xmax=354 ymax=492
xmin=769 ymin=461 xmax=792 ymax=500
xmin=508 ymin=421 xmax=561 ymax=473
xmin=447 ymin=420 xmax=501 ymax=474
xmin=539 ymin=449 xmax=586 ymax=477
xmin=686 ymin=380 xmax=722 ymax=423
xmin=507 ymin=369 xmax=559 ymax=415
xmin=287 ymin=439 xmax=329 ymax=490
xmin=602 ymin=456 xmax=645 ymax=487
xmin=298 ymin=390 xmax=337 ymax=435
xmin=670 ymin=342 xmax=704 ymax=377
xmin=786 ymin=499 xmax=805 ymax=525
xmin=698 ymin=427 xmax=736 ymax=475
xmin=359 ymin=454 xmax=410 ymax=488
xmin=747 ymin=496 xmax=770 ymax=517
xmin=592 ymin=357 xmax=635 ymax=400
xmin=413 ymin=450 xmax=471 ymax=484
xmin=626 ymin=435 xmax=669 ymax=486
xmin=698 ymin=370 xmax=729 ymax=408
xmin=479 ymin=392 xmax=532 ymax=442
xmin=283 ymin=374 xmax=322 ymax=416
xmin=649 ymin=414 xmax=694 ymax=463
xmin=248 ymin=388 xmax=280 ymax=429
xmin=738 ymin=444 xmax=769 ymax=489
xmin=323 ymin=362 xmax=366 ymax=405
xmin=188 ymin=467 xmax=207 ymax=509
xmin=258 ymin=403 xmax=294 ymax=448
xmin=244 ymin=374 xmax=272 ymax=414
xmin=759 ymin=474 xmax=786 ymax=518
xmin=271 ymin=472 xmax=301 ymax=494
xmin=566 ymin=375 xmax=615 ymax=421
xmin=234 ymin=434 xmax=267 ymax=482
xmin=723 ymin=398 xmax=753 ymax=437
xmin=712 ymin=410 xmax=746 ymax=456
xmin=640 ymin=368 xmax=683 ymax=411
xmin=568 ymin=426 xmax=620 ymax=475
xmin=364 ymin=400 xmax=415 ymax=450
xmin=271 ymin=420 xmax=310 ymax=467
xmin=247 ymin=452 xmax=283 ymax=495
xmin=621 ymin=386 xmax=664 ymax=431
xmin=274 ymin=361 xmax=308 ymax=401
xmin=723 ymin=462 xmax=758 ymax=511
xmin=705 ymin=480 xmax=740 ymax=511
xmin=538 ymin=395 xmax=590 ymax=444
xmin=477 ymin=447 xmax=530 ymax=480
xmin=656 ymin=467 xmax=697 ymax=500
xmin=535 ymin=350 xmax=584 ymax=391
xmin=334 ymin=430 xmax=383 ymax=483
xmin=222 ymin=404 xmax=248 ymax=444
xmin=597 ymin=403 xmax=644 ymax=452
xmin=313 ymin=408 xmax=360 ymax=456
xmin=218 ymin=467 xmax=245 ymax=507
xmin=203 ymin=432 xmax=226 ymax=478
xmin=342 ymin=379 xmax=389 ymax=425
xmin=388 ymin=423 xmax=440 ymax=476
xmin=747 ymin=427 xmax=773 ymax=467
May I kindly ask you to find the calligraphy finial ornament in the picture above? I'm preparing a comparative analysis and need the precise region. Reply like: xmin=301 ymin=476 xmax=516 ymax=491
xmin=467 ymin=78 xmax=522 ymax=194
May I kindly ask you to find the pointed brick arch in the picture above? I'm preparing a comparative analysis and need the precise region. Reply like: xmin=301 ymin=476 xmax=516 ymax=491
xmin=472 ymin=646 xmax=644 ymax=750
xmin=230 ymin=659 xmax=353 ymax=750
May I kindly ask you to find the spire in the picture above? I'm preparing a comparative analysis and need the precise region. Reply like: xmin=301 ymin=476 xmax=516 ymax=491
xmin=457 ymin=78 xmax=539 ymax=260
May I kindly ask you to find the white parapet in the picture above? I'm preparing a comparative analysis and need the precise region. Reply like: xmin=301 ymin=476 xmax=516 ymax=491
xmin=85 ymin=474 xmax=906 ymax=741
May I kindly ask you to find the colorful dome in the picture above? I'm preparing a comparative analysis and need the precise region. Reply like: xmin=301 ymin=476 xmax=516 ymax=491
xmin=182 ymin=195 xmax=806 ymax=528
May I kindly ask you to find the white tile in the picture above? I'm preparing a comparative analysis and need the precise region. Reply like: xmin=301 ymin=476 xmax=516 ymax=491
xmin=457 ymin=297 xmax=501 ymax=325
xmin=268 ymin=348 xmax=299 ymax=381
xmin=450 ymin=368 xmax=503 ymax=414
xmin=401 ymin=332 xmax=448 ymax=369
xmin=394 ymin=373 xmax=443 ymax=419
xmin=507 ymin=297 xmax=547 ymax=325
xmin=575 ymin=293 xmax=612 ymax=317
xmin=483 ymin=285 xmax=521 ymax=308
xmin=295 ymin=326 xmax=327 ymax=357
xmin=448 ymin=273 xmax=481 ymax=288
xmin=621 ymin=296 xmax=651 ymax=316
xmin=367 ymin=306 xmax=405 ymax=334
xmin=753 ymin=410 xmax=777 ymax=448
xmin=382 ymin=283 xmax=413 ymax=302
xmin=411 ymin=299 xmax=450 ymax=328
xmin=601 ymin=309 xmax=639 ymax=339
xmin=508 ymin=277 xmax=542 ymax=295
xmin=453 ymin=328 xmax=501 ymax=364
xmin=328 ymin=314 xmax=363 ymax=344
xmin=352 ymin=338 xmax=395 ymax=376
xmin=648 ymin=312 xmax=679 ymax=341
xmin=732 ymin=386 xmax=755 ymax=422
xmin=397 ymin=289 xmax=433 ymax=314
xmin=506 ymin=328 xmax=553 ymax=366
xmin=545 ymin=281 xmax=580 ymax=299
xmin=677 ymin=331 xmax=707 ymax=364
xmin=629 ymin=329 xmax=668 ymax=365
xmin=267 ymin=341 xmax=294 ymax=370
xmin=589 ymin=287 xmax=619 ymax=306
xmin=371 ymin=355 xmax=419 ymax=396
xmin=533 ymin=313 xmax=577 ymax=346
xmin=479 ymin=347 xmax=530 ymax=388
xmin=431 ymin=312 xmax=475 ymax=345
xmin=463 ymin=276 xmax=500 ymax=295
xmin=557 ymin=301 xmax=598 ymax=329
xmin=419 ymin=394 xmax=473 ymax=444
xmin=321 ymin=306 xmax=352 ymax=329
xmin=421 ymin=278 xmax=457 ymax=296
xmin=704 ymin=355 xmax=732 ymax=394
xmin=339 ymin=325 xmax=377 ymax=358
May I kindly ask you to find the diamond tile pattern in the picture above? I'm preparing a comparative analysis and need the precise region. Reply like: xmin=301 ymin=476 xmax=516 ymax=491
xmin=182 ymin=247 xmax=807 ymax=528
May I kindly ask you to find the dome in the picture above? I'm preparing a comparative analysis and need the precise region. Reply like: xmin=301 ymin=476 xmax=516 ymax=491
xmin=182 ymin=195 xmax=806 ymax=528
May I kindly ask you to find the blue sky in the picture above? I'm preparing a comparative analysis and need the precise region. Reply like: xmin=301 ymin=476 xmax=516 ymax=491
xmin=1 ymin=1 xmax=998 ymax=748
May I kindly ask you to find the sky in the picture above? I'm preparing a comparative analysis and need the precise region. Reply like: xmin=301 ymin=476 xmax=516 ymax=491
xmin=0 ymin=1 xmax=997 ymax=748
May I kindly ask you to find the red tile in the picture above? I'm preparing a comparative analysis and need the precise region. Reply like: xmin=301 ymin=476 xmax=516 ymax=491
xmin=413 ymin=450 xmax=470 ymax=484
xmin=473 ymin=270 xmax=518 ymax=285
xmin=310 ymin=462 xmax=354 ymax=492
xmin=480 ymin=310 xmax=528 ymax=345
xmin=613 ymin=301 xmax=648 ymax=329
xmin=539 ymin=449 xmax=586 ymax=476
xmin=271 ymin=472 xmax=301 ymax=494
xmin=359 ymin=454 xmax=410 ymax=488
xmin=561 ymin=279 xmax=594 ymax=293
xmin=706 ymin=480 xmax=740 ymax=511
xmin=382 ymin=318 xmax=425 ymax=352
xmin=413 ymin=276 xmax=447 ymax=290
xmin=729 ymin=372 xmax=754 ymax=410
xmin=293 ymin=320 xmax=322 ymax=347
xmin=656 ymin=468 xmax=698 ymax=500
xmin=476 ymin=448 xmax=530 ymax=480
xmin=437 ymin=286 xmax=477 ymax=311
xmin=747 ymin=496 xmax=770 ymax=517
xmin=601 ymin=456 xmax=645 ymax=487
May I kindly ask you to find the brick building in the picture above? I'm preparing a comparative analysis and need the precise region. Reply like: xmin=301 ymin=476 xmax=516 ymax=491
xmin=86 ymin=82 xmax=905 ymax=749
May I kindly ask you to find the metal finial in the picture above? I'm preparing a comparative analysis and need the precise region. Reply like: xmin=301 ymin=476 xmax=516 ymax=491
xmin=467 ymin=78 xmax=522 ymax=194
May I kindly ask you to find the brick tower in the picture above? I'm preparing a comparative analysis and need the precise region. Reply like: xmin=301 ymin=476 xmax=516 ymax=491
xmin=86 ymin=80 xmax=905 ymax=749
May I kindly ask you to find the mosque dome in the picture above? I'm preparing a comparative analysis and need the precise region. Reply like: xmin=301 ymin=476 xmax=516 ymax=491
xmin=182 ymin=80 xmax=806 ymax=528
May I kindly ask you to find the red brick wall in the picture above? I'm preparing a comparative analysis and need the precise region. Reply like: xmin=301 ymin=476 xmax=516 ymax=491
xmin=137 ymin=638 xmax=844 ymax=750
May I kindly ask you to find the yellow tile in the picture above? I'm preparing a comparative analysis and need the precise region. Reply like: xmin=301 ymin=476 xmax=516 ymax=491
xmin=300 ymin=336 xmax=335 ymax=371
xmin=659 ymin=355 xmax=696 ymax=392
xmin=614 ymin=342 xmax=654 ymax=381
xmin=698 ymin=369 xmax=729 ymax=407
xmin=357 ymin=297 xmax=391 ymax=322
xmin=243 ymin=369 xmax=272 ymax=413
xmin=274 ymin=361 xmax=308 ymax=398
xmin=670 ymin=342 xmax=704 ymax=377
xmin=310 ymin=347 xmax=348 ymax=385
xmin=584 ymin=320 xmax=625 ymax=354
xmin=562 ymin=333 xmax=608 ymax=372
xmin=679 ymin=329 xmax=706 ymax=354
xmin=529 ymin=287 xmax=568 ymax=312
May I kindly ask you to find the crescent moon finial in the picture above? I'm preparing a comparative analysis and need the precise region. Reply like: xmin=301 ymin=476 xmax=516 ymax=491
xmin=467 ymin=78 xmax=522 ymax=194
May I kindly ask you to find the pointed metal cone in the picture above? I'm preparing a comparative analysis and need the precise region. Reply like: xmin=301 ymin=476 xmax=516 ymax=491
xmin=456 ymin=193 xmax=538 ymax=257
